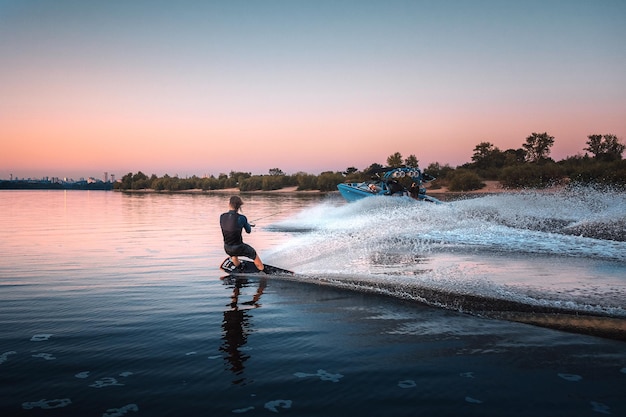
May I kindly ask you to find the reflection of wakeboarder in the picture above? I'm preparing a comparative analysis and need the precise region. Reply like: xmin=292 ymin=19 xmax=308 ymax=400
xmin=219 ymin=277 xmax=267 ymax=385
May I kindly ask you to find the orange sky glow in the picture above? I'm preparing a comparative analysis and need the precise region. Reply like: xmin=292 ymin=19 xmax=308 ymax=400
xmin=1 ymin=1 xmax=625 ymax=180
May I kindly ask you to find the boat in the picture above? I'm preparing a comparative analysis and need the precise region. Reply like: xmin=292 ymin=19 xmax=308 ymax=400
xmin=337 ymin=166 xmax=442 ymax=203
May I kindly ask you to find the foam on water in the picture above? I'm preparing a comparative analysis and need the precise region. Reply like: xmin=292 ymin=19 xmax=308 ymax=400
xmin=265 ymin=188 xmax=626 ymax=326
xmin=271 ymin=188 xmax=626 ymax=261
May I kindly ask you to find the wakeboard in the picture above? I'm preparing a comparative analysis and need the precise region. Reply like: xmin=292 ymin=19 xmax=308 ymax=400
xmin=220 ymin=257 xmax=294 ymax=276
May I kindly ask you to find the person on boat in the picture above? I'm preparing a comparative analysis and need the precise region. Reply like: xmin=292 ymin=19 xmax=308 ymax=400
xmin=385 ymin=179 xmax=404 ymax=195
xmin=220 ymin=196 xmax=266 ymax=273
xmin=410 ymin=182 xmax=420 ymax=199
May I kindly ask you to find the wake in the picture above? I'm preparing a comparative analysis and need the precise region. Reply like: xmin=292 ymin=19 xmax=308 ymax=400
xmin=268 ymin=187 xmax=626 ymax=263
xmin=261 ymin=187 xmax=626 ymax=339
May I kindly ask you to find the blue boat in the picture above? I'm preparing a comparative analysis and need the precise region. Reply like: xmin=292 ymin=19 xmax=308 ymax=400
xmin=337 ymin=166 xmax=442 ymax=204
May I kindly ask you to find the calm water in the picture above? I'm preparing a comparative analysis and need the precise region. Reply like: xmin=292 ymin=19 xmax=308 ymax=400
xmin=0 ymin=190 xmax=625 ymax=416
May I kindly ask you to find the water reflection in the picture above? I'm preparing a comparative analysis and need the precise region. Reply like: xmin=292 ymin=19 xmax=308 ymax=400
xmin=219 ymin=276 xmax=267 ymax=385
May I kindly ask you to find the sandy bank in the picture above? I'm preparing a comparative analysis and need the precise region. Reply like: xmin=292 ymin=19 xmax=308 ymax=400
xmin=120 ymin=180 xmax=564 ymax=196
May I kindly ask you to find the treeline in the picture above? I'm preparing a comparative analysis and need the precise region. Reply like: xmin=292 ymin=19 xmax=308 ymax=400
xmin=114 ymin=132 xmax=626 ymax=192
xmin=450 ymin=132 xmax=626 ymax=190
xmin=113 ymin=169 xmax=344 ymax=192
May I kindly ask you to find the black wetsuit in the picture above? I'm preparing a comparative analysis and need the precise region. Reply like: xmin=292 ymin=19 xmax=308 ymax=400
xmin=386 ymin=180 xmax=404 ymax=195
xmin=220 ymin=210 xmax=257 ymax=259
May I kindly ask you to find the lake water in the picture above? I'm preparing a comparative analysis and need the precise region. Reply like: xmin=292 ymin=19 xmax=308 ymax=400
xmin=0 ymin=189 xmax=625 ymax=416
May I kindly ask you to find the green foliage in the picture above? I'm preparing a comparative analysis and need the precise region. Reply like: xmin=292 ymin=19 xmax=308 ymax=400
xmin=584 ymin=134 xmax=625 ymax=162
xmin=295 ymin=172 xmax=318 ymax=190
xmin=118 ymin=172 xmax=133 ymax=189
xmin=344 ymin=170 xmax=365 ymax=182
xmin=404 ymin=154 xmax=419 ymax=167
xmin=564 ymin=159 xmax=626 ymax=187
xmin=523 ymin=132 xmax=555 ymax=163
xmin=503 ymin=148 xmax=526 ymax=165
xmin=262 ymin=175 xmax=284 ymax=191
xmin=469 ymin=142 xmax=508 ymax=177
xmin=229 ymin=171 xmax=251 ymax=180
xmin=221 ymin=177 xmax=237 ymax=189
xmin=238 ymin=176 xmax=263 ymax=191
xmin=387 ymin=152 xmax=403 ymax=167
xmin=317 ymin=171 xmax=344 ymax=191
xmin=151 ymin=176 xmax=169 ymax=191
xmin=120 ymin=171 xmax=150 ymax=189
xmin=364 ymin=163 xmax=384 ymax=173
xmin=500 ymin=162 xmax=565 ymax=188
xmin=424 ymin=162 xmax=453 ymax=180
xmin=447 ymin=169 xmax=485 ymax=191
xmin=471 ymin=142 xmax=500 ymax=167
xmin=200 ymin=176 xmax=221 ymax=191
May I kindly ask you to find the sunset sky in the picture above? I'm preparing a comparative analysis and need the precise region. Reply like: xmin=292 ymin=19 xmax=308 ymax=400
xmin=1 ymin=0 xmax=625 ymax=180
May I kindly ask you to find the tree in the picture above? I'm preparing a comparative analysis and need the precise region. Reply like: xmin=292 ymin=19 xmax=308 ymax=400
xmin=130 ymin=171 xmax=150 ymax=189
xmin=472 ymin=142 xmax=495 ymax=162
xmin=447 ymin=169 xmax=484 ymax=191
xmin=343 ymin=167 xmax=358 ymax=176
xmin=227 ymin=171 xmax=251 ymax=188
xmin=119 ymin=172 xmax=133 ymax=189
xmin=294 ymin=172 xmax=318 ymax=190
xmin=601 ymin=134 xmax=625 ymax=160
xmin=425 ymin=162 xmax=452 ymax=178
xmin=269 ymin=168 xmax=285 ymax=176
xmin=229 ymin=171 xmax=251 ymax=180
xmin=317 ymin=171 xmax=344 ymax=191
xmin=585 ymin=134 xmax=604 ymax=157
xmin=262 ymin=175 xmax=283 ymax=190
xmin=404 ymin=154 xmax=419 ymax=168
xmin=387 ymin=152 xmax=403 ymax=167
xmin=584 ymin=134 xmax=625 ymax=161
xmin=523 ymin=132 xmax=555 ymax=163
xmin=503 ymin=148 xmax=526 ymax=165
xmin=501 ymin=163 xmax=564 ymax=188
xmin=132 ymin=171 xmax=148 ymax=183
xmin=239 ymin=176 xmax=263 ymax=191
xmin=364 ymin=163 xmax=384 ymax=174
xmin=471 ymin=142 xmax=503 ymax=169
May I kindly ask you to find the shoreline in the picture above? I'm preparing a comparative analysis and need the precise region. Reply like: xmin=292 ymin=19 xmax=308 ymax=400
xmin=116 ymin=180 xmax=514 ymax=196
xmin=114 ymin=180 xmax=572 ymax=197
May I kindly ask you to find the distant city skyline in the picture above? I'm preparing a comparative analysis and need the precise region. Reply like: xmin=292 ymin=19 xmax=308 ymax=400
xmin=3 ymin=172 xmax=115 ymax=182
xmin=2 ymin=1 xmax=625 ymax=180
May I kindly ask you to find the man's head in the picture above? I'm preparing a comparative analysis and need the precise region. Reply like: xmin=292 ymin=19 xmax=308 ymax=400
xmin=229 ymin=196 xmax=243 ymax=211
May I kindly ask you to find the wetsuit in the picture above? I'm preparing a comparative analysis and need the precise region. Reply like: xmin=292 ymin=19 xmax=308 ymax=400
xmin=220 ymin=210 xmax=257 ymax=259
xmin=386 ymin=180 xmax=404 ymax=195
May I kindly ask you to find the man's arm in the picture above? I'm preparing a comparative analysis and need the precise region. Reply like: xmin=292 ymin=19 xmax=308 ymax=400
xmin=239 ymin=215 xmax=252 ymax=233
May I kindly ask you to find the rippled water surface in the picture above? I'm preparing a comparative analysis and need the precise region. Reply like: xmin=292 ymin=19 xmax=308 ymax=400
xmin=0 ymin=190 xmax=625 ymax=416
